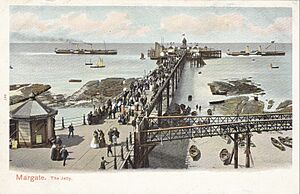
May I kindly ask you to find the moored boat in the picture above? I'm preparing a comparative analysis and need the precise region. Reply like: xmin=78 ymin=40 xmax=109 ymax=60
xmin=69 ymin=79 xmax=82 ymax=83
xmin=85 ymin=59 xmax=93 ymax=65
xmin=90 ymin=58 xmax=105 ymax=68
xmin=269 ymin=63 xmax=279 ymax=69
xmin=209 ymin=99 xmax=225 ymax=105
xmin=140 ymin=53 xmax=146 ymax=60
xmin=271 ymin=137 xmax=286 ymax=151
xmin=278 ymin=136 xmax=292 ymax=148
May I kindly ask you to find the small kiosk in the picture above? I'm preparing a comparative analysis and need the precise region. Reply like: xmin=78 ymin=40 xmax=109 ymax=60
xmin=10 ymin=96 xmax=58 ymax=148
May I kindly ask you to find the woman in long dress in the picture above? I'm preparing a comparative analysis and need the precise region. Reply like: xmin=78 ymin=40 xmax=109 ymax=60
xmin=98 ymin=129 xmax=106 ymax=148
xmin=90 ymin=130 xmax=100 ymax=149
xmin=50 ymin=143 xmax=57 ymax=161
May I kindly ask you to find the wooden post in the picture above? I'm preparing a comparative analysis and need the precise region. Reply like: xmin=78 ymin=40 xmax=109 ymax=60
xmin=83 ymin=114 xmax=86 ymax=125
xmin=246 ymin=133 xmax=251 ymax=168
xmin=234 ymin=133 xmax=239 ymax=169
xmin=126 ymin=137 xmax=129 ymax=151
xmin=129 ymin=132 xmax=132 ymax=145
xmin=62 ymin=117 xmax=65 ymax=129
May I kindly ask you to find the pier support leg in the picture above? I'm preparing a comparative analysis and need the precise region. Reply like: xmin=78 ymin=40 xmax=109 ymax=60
xmin=157 ymin=94 xmax=163 ymax=116
xmin=246 ymin=134 xmax=251 ymax=168
xmin=172 ymin=76 xmax=175 ymax=97
xmin=133 ymin=132 xmax=139 ymax=169
xmin=175 ymin=69 xmax=178 ymax=89
xmin=166 ymin=82 xmax=170 ymax=110
xmin=234 ymin=133 xmax=239 ymax=169
xmin=144 ymin=148 xmax=150 ymax=168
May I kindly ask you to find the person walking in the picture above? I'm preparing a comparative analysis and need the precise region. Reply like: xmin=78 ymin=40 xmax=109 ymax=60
xmin=131 ymin=119 xmax=136 ymax=130
xmin=107 ymin=144 xmax=113 ymax=157
xmin=68 ymin=123 xmax=74 ymax=138
xmin=60 ymin=145 xmax=69 ymax=166
xmin=108 ymin=128 xmax=113 ymax=143
xmin=99 ymin=157 xmax=109 ymax=170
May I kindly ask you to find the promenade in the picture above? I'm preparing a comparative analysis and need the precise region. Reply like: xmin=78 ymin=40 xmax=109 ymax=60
xmin=10 ymin=117 xmax=134 ymax=171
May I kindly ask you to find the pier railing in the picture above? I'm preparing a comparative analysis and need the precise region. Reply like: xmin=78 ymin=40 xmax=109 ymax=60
xmin=54 ymin=115 xmax=87 ymax=129
xmin=146 ymin=52 xmax=187 ymax=117
xmin=141 ymin=117 xmax=292 ymax=143
xmin=146 ymin=112 xmax=293 ymax=129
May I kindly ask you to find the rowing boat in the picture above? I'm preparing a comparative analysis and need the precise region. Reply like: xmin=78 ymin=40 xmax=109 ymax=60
xmin=189 ymin=145 xmax=201 ymax=161
xmin=278 ymin=136 xmax=292 ymax=148
xmin=271 ymin=137 xmax=286 ymax=151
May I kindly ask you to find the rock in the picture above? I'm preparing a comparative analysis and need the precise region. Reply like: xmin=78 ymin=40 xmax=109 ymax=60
xmin=66 ymin=78 xmax=136 ymax=106
xmin=276 ymin=100 xmax=292 ymax=110
xmin=276 ymin=100 xmax=292 ymax=113
xmin=10 ymin=83 xmax=51 ymax=105
xmin=218 ymin=96 xmax=249 ymax=115
xmin=241 ymin=99 xmax=264 ymax=114
xmin=208 ymin=78 xmax=263 ymax=96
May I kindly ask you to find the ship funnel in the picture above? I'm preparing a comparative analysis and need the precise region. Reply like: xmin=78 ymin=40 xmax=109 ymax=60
xmin=246 ymin=46 xmax=250 ymax=53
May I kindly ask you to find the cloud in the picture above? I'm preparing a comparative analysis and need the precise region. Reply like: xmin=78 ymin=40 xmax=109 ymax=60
xmin=10 ymin=11 xmax=151 ymax=42
xmin=135 ymin=26 xmax=151 ymax=37
xmin=160 ymin=13 xmax=244 ymax=34
xmin=10 ymin=12 xmax=48 ymax=32
xmin=248 ymin=17 xmax=292 ymax=36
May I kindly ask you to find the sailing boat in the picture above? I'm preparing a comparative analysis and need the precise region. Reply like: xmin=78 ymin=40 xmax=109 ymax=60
xmin=140 ymin=52 xmax=145 ymax=60
xmin=90 ymin=58 xmax=105 ymax=68
xmin=85 ymin=59 xmax=93 ymax=65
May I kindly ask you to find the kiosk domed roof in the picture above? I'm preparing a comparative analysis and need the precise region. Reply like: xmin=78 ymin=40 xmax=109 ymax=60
xmin=10 ymin=96 xmax=57 ymax=119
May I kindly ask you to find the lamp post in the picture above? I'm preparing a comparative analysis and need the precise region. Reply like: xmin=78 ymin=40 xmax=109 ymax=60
xmin=112 ymin=134 xmax=117 ymax=169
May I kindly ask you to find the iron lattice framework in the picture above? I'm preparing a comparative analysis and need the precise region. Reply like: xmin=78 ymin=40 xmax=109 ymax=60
xmin=140 ymin=113 xmax=292 ymax=143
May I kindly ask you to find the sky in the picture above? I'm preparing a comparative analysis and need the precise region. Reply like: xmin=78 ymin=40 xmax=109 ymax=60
xmin=9 ymin=6 xmax=292 ymax=43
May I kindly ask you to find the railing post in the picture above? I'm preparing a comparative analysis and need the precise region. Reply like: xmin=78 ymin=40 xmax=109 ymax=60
xmin=121 ymin=145 xmax=124 ymax=160
xmin=83 ymin=114 xmax=86 ymax=125
xmin=129 ymin=132 xmax=132 ymax=145
xmin=126 ymin=137 xmax=129 ymax=151
xmin=245 ymin=133 xmax=251 ymax=168
xmin=62 ymin=117 xmax=65 ymax=129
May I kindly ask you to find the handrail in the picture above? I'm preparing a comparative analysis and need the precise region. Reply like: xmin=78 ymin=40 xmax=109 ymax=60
xmin=143 ymin=118 xmax=292 ymax=133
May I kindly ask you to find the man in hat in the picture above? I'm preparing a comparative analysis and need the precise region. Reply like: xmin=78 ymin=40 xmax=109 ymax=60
xmin=99 ymin=157 xmax=109 ymax=170
xmin=107 ymin=144 xmax=113 ymax=157
xmin=60 ymin=145 xmax=69 ymax=166
xmin=68 ymin=123 xmax=74 ymax=138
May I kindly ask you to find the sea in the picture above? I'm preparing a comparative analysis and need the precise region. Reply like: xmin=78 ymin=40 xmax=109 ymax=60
xmin=10 ymin=43 xmax=292 ymax=125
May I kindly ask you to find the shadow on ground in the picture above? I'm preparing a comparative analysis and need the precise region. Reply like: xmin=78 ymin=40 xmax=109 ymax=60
xmin=149 ymin=139 xmax=189 ymax=169
xmin=58 ymin=135 xmax=85 ymax=147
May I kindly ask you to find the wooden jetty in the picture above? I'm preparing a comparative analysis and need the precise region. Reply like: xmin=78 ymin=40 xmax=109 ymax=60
xmin=119 ymin=42 xmax=293 ymax=169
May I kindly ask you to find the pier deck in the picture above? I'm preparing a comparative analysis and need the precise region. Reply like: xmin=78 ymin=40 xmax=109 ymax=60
xmin=10 ymin=117 xmax=135 ymax=171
